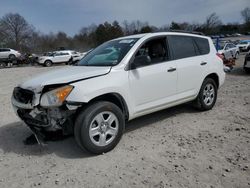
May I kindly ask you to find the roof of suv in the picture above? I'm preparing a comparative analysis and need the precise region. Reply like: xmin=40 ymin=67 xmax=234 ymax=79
xmin=116 ymin=32 xmax=210 ymax=41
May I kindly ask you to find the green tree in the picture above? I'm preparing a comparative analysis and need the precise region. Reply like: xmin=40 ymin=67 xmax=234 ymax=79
xmin=140 ymin=26 xmax=153 ymax=33
xmin=170 ymin=22 xmax=181 ymax=30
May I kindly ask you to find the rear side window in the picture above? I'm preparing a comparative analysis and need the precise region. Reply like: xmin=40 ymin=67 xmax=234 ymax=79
xmin=168 ymin=35 xmax=196 ymax=60
xmin=0 ymin=48 xmax=10 ymax=52
xmin=193 ymin=37 xmax=210 ymax=55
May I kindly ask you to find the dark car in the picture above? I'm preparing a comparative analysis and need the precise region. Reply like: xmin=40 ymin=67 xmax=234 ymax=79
xmin=244 ymin=52 xmax=250 ymax=73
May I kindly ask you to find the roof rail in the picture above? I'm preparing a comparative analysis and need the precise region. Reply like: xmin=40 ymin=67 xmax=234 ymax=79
xmin=170 ymin=30 xmax=205 ymax=36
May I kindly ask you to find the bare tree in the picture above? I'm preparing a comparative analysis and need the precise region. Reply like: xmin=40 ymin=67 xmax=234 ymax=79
xmin=204 ymin=13 xmax=222 ymax=29
xmin=0 ymin=13 xmax=34 ymax=49
xmin=241 ymin=7 xmax=250 ymax=24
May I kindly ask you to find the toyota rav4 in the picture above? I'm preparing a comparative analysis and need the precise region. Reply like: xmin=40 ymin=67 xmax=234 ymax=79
xmin=11 ymin=32 xmax=225 ymax=154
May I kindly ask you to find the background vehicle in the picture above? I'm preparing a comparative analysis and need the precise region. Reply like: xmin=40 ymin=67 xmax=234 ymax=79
xmin=12 ymin=32 xmax=225 ymax=154
xmin=70 ymin=51 xmax=86 ymax=62
xmin=236 ymin=40 xmax=250 ymax=52
xmin=244 ymin=51 xmax=250 ymax=73
xmin=217 ymin=42 xmax=240 ymax=59
xmin=0 ymin=48 xmax=21 ymax=59
xmin=38 ymin=50 xmax=73 ymax=66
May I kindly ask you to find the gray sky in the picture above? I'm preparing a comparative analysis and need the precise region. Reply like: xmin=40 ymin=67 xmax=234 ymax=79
xmin=0 ymin=0 xmax=249 ymax=36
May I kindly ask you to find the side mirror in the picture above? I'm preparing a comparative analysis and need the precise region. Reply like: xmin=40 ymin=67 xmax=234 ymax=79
xmin=131 ymin=55 xmax=151 ymax=69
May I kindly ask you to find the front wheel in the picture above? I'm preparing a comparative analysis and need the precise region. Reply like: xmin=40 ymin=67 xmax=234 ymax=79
xmin=193 ymin=78 xmax=217 ymax=111
xmin=74 ymin=101 xmax=125 ymax=154
xmin=244 ymin=67 xmax=250 ymax=74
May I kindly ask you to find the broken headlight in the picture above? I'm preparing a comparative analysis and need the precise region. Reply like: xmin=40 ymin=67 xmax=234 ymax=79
xmin=40 ymin=85 xmax=73 ymax=107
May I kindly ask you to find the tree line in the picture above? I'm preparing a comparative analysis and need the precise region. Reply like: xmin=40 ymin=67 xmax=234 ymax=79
xmin=0 ymin=7 xmax=249 ymax=53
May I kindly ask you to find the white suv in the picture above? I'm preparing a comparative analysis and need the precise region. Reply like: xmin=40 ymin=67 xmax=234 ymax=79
xmin=38 ymin=50 xmax=80 ymax=66
xmin=237 ymin=40 xmax=250 ymax=52
xmin=11 ymin=32 xmax=225 ymax=154
xmin=0 ymin=48 xmax=21 ymax=59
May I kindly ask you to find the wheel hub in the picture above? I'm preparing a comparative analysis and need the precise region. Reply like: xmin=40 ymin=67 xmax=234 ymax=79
xmin=203 ymin=83 xmax=215 ymax=106
xmin=89 ymin=111 xmax=119 ymax=147
xmin=100 ymin=122 xmax=108 ymax=133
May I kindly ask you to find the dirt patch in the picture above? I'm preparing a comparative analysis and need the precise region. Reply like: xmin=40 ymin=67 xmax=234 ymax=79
xmin=0 ymin=58 xmax=249 ymax=188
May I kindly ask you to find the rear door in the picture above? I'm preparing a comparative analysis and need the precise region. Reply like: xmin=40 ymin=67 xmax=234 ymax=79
xmin=60 ymin=52 xmax=71 ymax=62
xmin=228 ymin=43 xmax=237 ymax=58
xmin=167 ymin=35 xmax=209 ymax=98
xmin=223 ymin=44 xmax=233 ymax=59
xmin=52 ymin=52 xmax=62 ymax=63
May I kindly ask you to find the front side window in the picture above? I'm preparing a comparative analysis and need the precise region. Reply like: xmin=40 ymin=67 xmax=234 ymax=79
xmin=54 ymin=52 xmax=62 ymax=56
xmin=135 ymin=37 xmax=168 ymax=65
xmin=78 ymin=38 xmax=139 ymax=66
xmin=168 ymin=35 xmax=196 ymax=60
xmin=61 ymin=52 xmax=69 ymax=55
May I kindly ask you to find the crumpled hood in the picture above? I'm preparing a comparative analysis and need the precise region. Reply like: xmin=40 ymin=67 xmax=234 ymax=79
xmin=20 ymin=66 xmax=111 ymax=92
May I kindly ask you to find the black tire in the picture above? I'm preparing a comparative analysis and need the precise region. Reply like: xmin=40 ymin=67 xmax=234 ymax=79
xmin=193 ymin=78 xmax=218 ymax=111
xmin=244 ymin=67 xmax=250 ymax=74
xmin=0 ymin=62 xmax=6 ymax=69
xmin=67 ymin=57 xmax=73 ymax=65
xmin=74 ymin=101 xmax=125 ymax=154
xmin=9 ymin=54 xmax=16 ymax=60
xmin=44 ymin=60 xmax=52 ymax=67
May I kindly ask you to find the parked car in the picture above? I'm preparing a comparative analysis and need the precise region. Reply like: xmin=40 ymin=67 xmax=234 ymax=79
xmin=244 ymin=51 xmax=250 ymax=73
xmin=0 ymin=48 xmax=21 ymax=59
xmin=38 ymin=50 xmax=74 ymax=66
xmin=11 ymin=32 xmax=225 ymax=154
xmin=70 ymin=51 xmax=86 ymax=62
xmin=236 ymin=40 xmax=250 ymax=52
xmin=217 ymin=42 xmax=240 ymax=59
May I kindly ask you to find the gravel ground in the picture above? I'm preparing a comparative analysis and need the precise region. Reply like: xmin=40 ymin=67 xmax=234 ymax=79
xmin=0 ymin=56 xmax=249 ymax=188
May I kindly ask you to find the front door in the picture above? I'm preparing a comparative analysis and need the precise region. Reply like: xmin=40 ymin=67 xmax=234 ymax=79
xmin=128 ymin=37 xmax=177 ymax=114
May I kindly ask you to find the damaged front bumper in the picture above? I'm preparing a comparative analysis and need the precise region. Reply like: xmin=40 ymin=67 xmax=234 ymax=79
xmin=11 ymin=87 xmax=81 ymax=139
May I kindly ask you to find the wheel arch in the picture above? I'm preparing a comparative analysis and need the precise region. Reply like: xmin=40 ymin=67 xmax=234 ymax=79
xmin=80 ymin=93 xmax=130 ymax=121
xmin=204 ymin=73 xmax=219 ymax=88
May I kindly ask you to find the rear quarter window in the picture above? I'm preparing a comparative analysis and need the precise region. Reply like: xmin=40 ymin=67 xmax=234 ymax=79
xmin=168 ymin=35 xmax=197 ymax=60
xmin=193 ymin=37 xmax=210 ymax=55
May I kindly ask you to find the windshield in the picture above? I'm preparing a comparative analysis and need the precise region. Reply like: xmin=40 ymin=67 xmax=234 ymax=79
xmin=239 ymin=41 xmax=248 ymax=44
xmin=78 ymin=38 xmax=139 ymax=66
xmin=218 ymin=43 xmax=226 ymax=50
xmin=43 ymin=52 xmax=54 ymax=56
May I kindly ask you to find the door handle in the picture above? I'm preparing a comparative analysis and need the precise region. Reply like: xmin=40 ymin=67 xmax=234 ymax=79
xmin=167 ymin=67 xmax=176 ymax=72
xmin=200 ymin=62 xmax=207 ymax=66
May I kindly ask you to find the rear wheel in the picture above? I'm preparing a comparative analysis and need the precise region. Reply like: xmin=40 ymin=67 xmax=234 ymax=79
xmin=67 ymin=57 xmax=73 ymax=65
xmin=74 ymin=101 xmax=125 ymax=154
xmin=193 ymin=78 xmax=217 ymax=111
xmin=44 ymin=60 xmax=52 ymax=67
xmin=9 ymin=54 xmax=16 ymax=60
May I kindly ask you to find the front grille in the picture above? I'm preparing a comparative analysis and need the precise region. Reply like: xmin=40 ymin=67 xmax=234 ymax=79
xmin=13 ymin=87 xmax=34 ymax=104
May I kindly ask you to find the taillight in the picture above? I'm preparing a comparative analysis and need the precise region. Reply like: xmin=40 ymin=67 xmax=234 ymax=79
xmin=216 ymin=53 xmax=224 ymax=60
